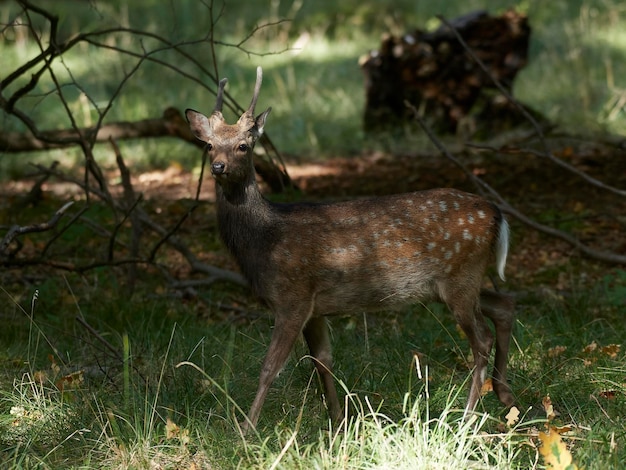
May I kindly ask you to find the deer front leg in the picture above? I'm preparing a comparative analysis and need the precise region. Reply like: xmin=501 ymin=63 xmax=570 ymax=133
xmin=480 ymin=289 xmax=515 ymax=407
xmin=242 ymin=313 xmax=305 ymax=434
xmin=303 ymin=316 xmax=343 ymax=424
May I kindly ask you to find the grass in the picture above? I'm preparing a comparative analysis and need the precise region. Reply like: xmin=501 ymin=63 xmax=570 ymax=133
xmin=0 ymin=267 xmax=624 ymax=468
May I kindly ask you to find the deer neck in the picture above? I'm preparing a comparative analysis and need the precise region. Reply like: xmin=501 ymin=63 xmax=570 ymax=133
xmin=215 ymin=176 xmax=277 ymax=295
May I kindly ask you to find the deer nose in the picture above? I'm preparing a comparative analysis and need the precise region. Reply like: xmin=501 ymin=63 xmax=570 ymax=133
xmin=211 ymin=161 xmax=226 ymax=175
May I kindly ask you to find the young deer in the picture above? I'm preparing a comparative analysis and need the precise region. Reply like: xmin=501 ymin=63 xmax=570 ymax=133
xmin=186 ymin=67 xmax=515 ymax=432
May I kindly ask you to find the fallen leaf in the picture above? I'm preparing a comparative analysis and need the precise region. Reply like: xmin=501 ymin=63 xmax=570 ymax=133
xmin=601 ymin=344 xmax=620 ymax=358
xmin=582 ymin=341 xmax=598 ymax=354
xmin=548 ymin=345 xmax=567 ymax=358
xmin=542 ymin=395 xmax=556 ymax=420
xmin=505 ymin=406 xmax=520 ymax=427
xmin=48 ymin=354 xmax=61 ymax=375
xmin=598 ymin=390 xmax=617 ymax=400
xmin=553 ymin=424 xmax=573 ymax=434
xmin=56 ymin=370 xmax=84 ymax=391
xmin=481 ymin=378 xmax=493 ymax=395
xmin=538 ymin=427 xmax=579 ymax=470
xmin=33 ymin=370 xmax=48 ymax=384
xmin=165 ymin=417 xmax=190 ymax=445
xmin=165 ymin=418 xmax=180 ymax=439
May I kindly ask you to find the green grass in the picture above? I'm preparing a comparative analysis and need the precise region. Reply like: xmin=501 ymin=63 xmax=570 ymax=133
xmin=0 ymin=269 xmax=624 ymax=468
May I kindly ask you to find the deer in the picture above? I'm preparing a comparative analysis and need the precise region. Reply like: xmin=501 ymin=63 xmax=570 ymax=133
xmin=185 ymin=67 xmax=515 ymax=433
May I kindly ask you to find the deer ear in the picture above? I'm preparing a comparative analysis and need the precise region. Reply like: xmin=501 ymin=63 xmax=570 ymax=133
xmin=185 ymin=109 xmax=214 ymax=143
xmin=252 ymin=107 xmax=272 ymax=138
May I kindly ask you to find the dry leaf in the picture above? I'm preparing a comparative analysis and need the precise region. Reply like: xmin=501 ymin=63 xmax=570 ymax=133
xmin=542 ymin=395 xmax=556 ymax=420
xmin=56 ymin=370 xmax=84 ymax=391
xmin=598 ymin=390 xmax=617 ymax=400
xmin=505 ymin=406 xmax=520 ymax=427
xmin=165 ymin=418 xmax=180 ymax=439
xmin=601 ymin=344 xmax=620 ymax=358
xmin=48 ymin=354 xmax=61 ymax=375
xmin=165 ymin=418 xmax=190 ymax=445
xmin=548 ymin=345 xmax=567 ymax=358
xmin=33 ymin=370 xmax=48 ymax=384
xmin=553 ymin=424 xmax=573 ymax=434
xmin=481 ymin=378 xmax=493 ymax=396
xmin=538 ymin=427 xmax=579 ymax=470
xmin=582 ymin=341 xmax=598 ymax=354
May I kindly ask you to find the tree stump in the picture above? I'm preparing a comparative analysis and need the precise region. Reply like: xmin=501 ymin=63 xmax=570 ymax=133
xmin=360 ymin=10 xmax=532 ymax=136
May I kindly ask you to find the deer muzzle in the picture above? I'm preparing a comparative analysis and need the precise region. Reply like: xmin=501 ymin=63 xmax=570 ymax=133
xmin=211 ymin=161 xmax=226 ymax=175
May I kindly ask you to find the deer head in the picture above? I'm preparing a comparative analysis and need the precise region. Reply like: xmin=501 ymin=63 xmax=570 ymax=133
xmin=185 ymin=67 xmax=272 ymax=186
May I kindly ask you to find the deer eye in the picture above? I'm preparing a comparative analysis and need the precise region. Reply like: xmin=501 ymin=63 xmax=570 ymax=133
xmin=238 ymin=143 xmax=249 ymax=152
xmin=206 ymin=143 xmax=213 ymax=151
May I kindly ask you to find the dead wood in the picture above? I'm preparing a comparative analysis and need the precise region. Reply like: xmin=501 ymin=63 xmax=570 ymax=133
xmin=360 ymin=10 xmax=534 ymax=135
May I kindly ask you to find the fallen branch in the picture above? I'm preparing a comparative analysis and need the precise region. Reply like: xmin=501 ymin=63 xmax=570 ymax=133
xmin=1 ymin=201 xmax=74 ymax=257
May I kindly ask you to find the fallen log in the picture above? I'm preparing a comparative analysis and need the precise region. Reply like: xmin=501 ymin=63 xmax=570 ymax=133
xmin=0 ymin=107 xmax=292 ymax=193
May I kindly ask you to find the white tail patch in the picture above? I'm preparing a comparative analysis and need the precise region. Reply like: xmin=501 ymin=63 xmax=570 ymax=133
xmin=496 ymin=218 xmax=509 ymax=281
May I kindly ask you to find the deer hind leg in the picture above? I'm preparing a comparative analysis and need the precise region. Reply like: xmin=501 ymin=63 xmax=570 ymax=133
xmin=242 ymin=311 xmax=307 ymax=433
xmin=445 ymin=288 xmax=494 ymax=413
xmin=303 ymin=316 xmax=343 ymax=424
xmin=480 ymin=289 xmax=515 ymax=407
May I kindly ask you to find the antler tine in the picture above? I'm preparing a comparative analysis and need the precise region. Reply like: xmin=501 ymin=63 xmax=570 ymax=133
xmin=246 ymin=66 xmax=263 ymax=116
xmin=213 ymin=78 xmax=228 ymax=114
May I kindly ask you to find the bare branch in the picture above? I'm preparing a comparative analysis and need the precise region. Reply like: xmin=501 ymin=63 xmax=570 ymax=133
xmin=1 ymin=201 xmax=74 ymax=257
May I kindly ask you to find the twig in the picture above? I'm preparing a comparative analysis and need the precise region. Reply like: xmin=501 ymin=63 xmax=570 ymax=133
xmin=75 ymin=315 xmax=148 ymax=384
xmin=76 ymin=316 xmax=123 ymax=362
xmin=1 ymin=201 xmax=74 ymax=257
xmin=41 ymin=204 xmax=90 ymax=258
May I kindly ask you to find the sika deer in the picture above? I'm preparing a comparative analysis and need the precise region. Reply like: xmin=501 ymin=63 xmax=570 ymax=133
xmin=186 ymin=67 xmax=515 ymax=432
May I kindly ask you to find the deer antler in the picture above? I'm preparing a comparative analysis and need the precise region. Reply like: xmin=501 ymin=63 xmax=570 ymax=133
xmin=246 ymin=66 xmax=263 ymax=117
xmin=213 ymin=78 xmax=228 ymax=115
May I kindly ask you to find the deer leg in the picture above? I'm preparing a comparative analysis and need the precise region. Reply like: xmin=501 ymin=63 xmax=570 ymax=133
xmin=242 ymin=313 xmax=305 ymax=433
xmin=447 ymin=292 xmax=494 ymax=413
xmin=303 ymin=316 xmax=343 ymax=424
xmin=480 ymin=289 xmax=515 ymax=407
